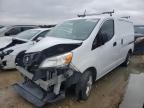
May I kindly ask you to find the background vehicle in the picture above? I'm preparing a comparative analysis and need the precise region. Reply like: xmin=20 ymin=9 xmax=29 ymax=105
xmin=134 ymin=25 xmax=144 ymax=54
xmin=0 ymin=25 xmax=38 ymax=37
xmin=134 ymin=25 xmax=144 ymax=36
xmin=0 ymin=25 xmax=4 ymax=29
xmin=134 ymin=25 xmax=144 ymax=40
xmin=0 ymin=28 xmax=51 ymax=69
xmin=14 ymin=12 xmax=134 ymax=107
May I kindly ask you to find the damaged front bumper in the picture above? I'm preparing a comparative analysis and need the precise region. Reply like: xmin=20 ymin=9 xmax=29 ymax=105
xmin=0 ymin=55 xmax=16 ymax=69
xmin=16 ymin=66 xmax=73 ymax=92
xmin=13 ymin=82 xmax=65 ymax=107
xmin=13 ymin=83 xmax=47 ymax=107
xmin=0 ymin=50 xmax=15 ymax=69
xmin=14 ymin=66 xmax=81 ymax=107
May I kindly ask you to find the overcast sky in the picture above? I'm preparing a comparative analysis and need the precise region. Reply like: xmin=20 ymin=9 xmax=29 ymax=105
xmin=0 ymin=0 xmax=144 ymax=25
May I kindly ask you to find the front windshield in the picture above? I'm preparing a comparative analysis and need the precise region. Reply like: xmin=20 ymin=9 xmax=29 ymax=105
xmin=47 ymin=19 xmax=99 ymax=40
xmin=134 ymin=26 xmax=144 ymax=34
xmin=16 ymin=29 xmax=41 ymax=40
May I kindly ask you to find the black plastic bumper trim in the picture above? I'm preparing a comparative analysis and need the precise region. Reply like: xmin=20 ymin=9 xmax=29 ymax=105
xmin=13 ymin=83 xmax=45 ymax=107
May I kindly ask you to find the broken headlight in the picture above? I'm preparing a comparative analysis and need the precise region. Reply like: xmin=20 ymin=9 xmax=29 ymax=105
xmin=40 ymin=52 xmax=72 ymax=68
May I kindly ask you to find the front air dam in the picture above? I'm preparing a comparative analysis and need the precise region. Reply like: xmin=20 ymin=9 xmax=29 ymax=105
xmin=13 ymin=82 xmax=65 ymax=107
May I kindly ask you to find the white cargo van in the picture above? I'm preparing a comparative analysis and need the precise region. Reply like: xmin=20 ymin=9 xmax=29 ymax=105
xmin=14 ymin=13 xmax=134 ymax=107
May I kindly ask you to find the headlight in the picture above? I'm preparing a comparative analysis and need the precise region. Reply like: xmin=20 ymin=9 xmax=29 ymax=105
xmin=40 ymin=52 xmax=73 ymax=68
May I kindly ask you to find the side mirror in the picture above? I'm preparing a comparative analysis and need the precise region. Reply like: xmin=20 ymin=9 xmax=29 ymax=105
xmin=35 ymin=37 xmax=43 ymax=42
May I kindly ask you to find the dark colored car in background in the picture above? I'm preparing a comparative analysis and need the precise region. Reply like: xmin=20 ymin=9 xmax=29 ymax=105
xmin=0 ymin=25 xmax=38 ymax=37
xmin=134 ymin=25 xmax=144 ymax=54
xmin=0 ymin=25 xmax=4 ymax=29
xmin=134 ymin=25 xmax=144 ymax=38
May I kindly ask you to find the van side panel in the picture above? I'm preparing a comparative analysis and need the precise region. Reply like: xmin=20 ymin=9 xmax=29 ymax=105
xmin=71 ymin=20 xmax=104 ymax=78
xmin=116 ymin=19 xmax=134 ymax=63
xmin=72 ymin=18 xmax=134 ymax=81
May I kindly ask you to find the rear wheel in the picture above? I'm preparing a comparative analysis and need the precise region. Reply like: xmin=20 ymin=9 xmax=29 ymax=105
xmin=76 ymin=71 xmax=93 ymax=100
xmin=122 ymin=52 xmax=131 ymax=67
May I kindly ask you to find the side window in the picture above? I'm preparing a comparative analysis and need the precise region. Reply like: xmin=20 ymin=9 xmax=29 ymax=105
xmin=92 ymin=19 xmax=114 ymax=50
xmin=33 ymin=30 xmax=49 ymax=41
xmin=5 ymin=27 xmax=21 ymax=36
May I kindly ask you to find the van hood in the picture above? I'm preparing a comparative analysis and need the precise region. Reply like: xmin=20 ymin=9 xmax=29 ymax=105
xmin=0 ymin=37 xmax=13 ymax=49
xmin=0 ymin=36 xmax=27 ymax=51
xmin=26 ymin=37 xmax=82 ymax=53
xmin=17 ymin=37 xmax=82 ymax=72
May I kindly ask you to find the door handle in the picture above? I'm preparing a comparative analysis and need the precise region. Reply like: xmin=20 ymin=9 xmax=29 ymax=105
xmin=121 ymin=39 xmax=123 ymax=44
xmin=113 ymin=42 xmax=117 ymax=47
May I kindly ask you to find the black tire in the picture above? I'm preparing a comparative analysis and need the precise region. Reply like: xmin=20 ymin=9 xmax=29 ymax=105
xmin=122 ymin=52 xmax=131 ymax=67
xmin=75 ymin=70 xmax=93 ymax=100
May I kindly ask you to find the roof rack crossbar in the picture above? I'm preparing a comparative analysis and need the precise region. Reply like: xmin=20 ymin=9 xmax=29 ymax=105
xmin=121 ymin=16 xmax=130 ymax=19
xmin=78 ymin=10 xmax=114 ymax=17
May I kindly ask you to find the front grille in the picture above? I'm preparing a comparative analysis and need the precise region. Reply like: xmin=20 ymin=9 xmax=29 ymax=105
xmin=46 ymin=69 xmax=56 ymax=80
xmin=32 ymin=68 xmax=55 ymax=81
xmin=23 ymin=54 xmax=31 ymax=66
xmin=23 ymin=53 xmax=40 ymax=65
xmin=23 ymin=52 xmax=41 ymax=72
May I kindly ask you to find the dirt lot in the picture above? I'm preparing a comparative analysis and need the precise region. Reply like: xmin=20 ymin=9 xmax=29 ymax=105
xmin=0 ymin=55 xmax=144 ymax=108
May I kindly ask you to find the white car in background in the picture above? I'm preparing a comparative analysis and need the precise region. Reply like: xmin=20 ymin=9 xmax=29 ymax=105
xmin=0 ymin=28 xmax=51 ymax=69
xmin=0 ymin=25 xmax=38 ymax=37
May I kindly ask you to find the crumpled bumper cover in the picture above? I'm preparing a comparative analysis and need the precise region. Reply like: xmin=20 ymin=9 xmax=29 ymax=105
xmin=13 ymin=82 xmax=65 ymax=107
xmin=13 ymin=83 xmax=46 ymax=107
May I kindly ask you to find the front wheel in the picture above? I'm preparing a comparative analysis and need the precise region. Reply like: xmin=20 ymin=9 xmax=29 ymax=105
xmin=75 ymin=71 xmax=93 ymax=100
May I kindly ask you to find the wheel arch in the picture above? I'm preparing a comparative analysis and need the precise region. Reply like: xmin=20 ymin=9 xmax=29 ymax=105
xmin=128 ymin=49 xmax=133 ymax=54
xmin=128 ymin=49 xmax=133 ymax=55
xmin=84 ymin=67 xmax=97 ymax=82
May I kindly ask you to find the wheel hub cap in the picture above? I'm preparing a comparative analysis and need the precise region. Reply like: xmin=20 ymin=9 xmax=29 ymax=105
xmin=86 ymin=76 xmax=92 ymax=96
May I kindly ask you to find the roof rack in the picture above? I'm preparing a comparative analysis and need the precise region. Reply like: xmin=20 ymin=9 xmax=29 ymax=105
xmin=121 ymin=16 xmax=130 ymax=19
xmin=77 ymin=10 xmax=115 ymax=17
